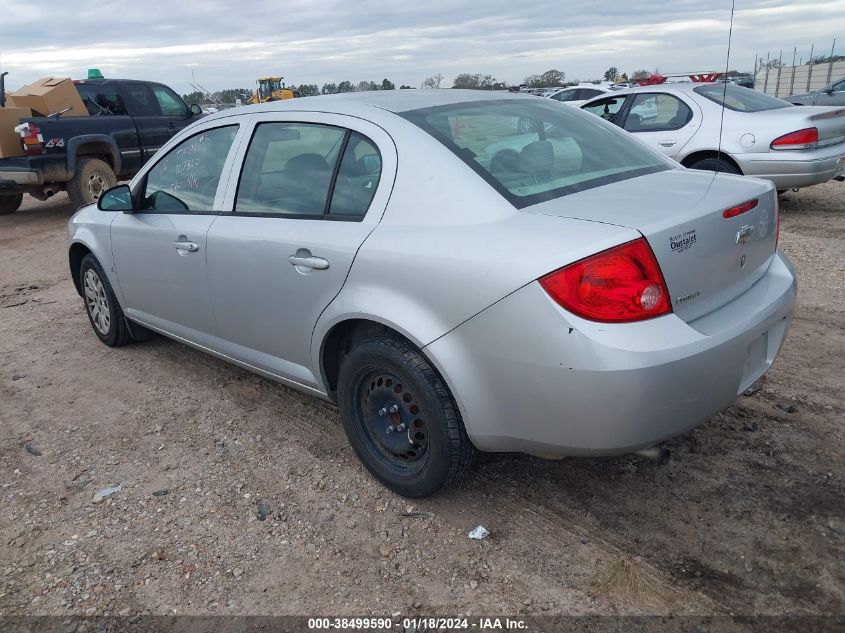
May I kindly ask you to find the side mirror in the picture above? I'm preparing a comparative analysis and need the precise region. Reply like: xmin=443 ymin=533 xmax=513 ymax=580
xmin=824 ymin=88 xmax=834 ymax=95
xmin=190 ymin=103 xmax=203 ymax=116
xmin=98 ymin=184 xmax=134 ymax=213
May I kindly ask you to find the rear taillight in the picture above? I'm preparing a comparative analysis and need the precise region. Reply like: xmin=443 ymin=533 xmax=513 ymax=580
xmin=723 ymin=198 xmax=758 ymax=218
xmin=770 ymin=127 xmax=818 ymax=150
xmin=539 ymin=238 xmax=672 ymax=323
xmin=15 ymin=122 xmax=45 ymax=156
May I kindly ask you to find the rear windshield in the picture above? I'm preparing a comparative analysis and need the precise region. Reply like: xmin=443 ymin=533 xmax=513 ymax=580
xmin=694 ymin=83 xmax=792 ymax=112
xmin=402 ymin=99 xmax=669 ymax=208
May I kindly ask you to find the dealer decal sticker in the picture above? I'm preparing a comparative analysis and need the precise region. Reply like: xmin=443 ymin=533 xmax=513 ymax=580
xmin=670 ymin=229 xmax=697 ymax=254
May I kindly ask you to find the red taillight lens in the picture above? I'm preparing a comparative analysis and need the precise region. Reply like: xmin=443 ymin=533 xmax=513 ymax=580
xmin=539 ymin=238 xmax=672 ymax=323
xmin=770 ymin=127 xmax=818 ymax=150
xmin=723 ymin=198 xmax=758 ymax=218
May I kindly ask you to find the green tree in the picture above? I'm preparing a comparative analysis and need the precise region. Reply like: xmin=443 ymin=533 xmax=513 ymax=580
xmin=523 ymin=69 xmax=565 ymax=88
xmin=399 ymin=85 xmax=415 ymax=89
xmin=381 ymin=78 xmax=395 ymax=90
xmin=453 ymin=73 xmax=497 ymax=89
xmin=181 ymin=91 xmax=204 ymax=104
xmin=297 ymin=84 xmax=320 ymax=97
xmin=337 ymin=81 xmax=355 ymax=93
xmin=321 ymin=83 xmax=338 ymax=94
xmin=603 ymin=67 xmax=619 ymax=81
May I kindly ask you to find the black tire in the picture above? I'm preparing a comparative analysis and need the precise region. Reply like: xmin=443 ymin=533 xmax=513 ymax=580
xmin=67 ymin=158 xmax=117 ymax=209
xmin=688 ymin=157 xmax=741 ymax=175
xmin=79 ymin=253 xmax=131 ymax=347
xmin=0 ymin=193 xmax=23 ymax=215
xmin=337 ymin=335 xmax=475 ymax=497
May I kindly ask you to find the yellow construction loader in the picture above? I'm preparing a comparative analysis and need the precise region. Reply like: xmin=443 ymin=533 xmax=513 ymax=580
xmin=251 ymin=77 xmax=297 ymax=103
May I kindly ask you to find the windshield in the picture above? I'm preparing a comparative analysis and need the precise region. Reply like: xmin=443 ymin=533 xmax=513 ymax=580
xmin=693 ymin=83 xmax=792 ymax=112
xmin=402 ymin=99 xmax=669 ymax=208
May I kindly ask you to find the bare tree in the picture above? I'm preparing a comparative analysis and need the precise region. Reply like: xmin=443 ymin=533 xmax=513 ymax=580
xmin=423 ymin=73 xmax=445 ymax=89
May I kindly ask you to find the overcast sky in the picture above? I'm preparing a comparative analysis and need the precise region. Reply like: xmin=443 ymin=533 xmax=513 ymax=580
xmin=1 ymin=0 xmax=842 ymax=94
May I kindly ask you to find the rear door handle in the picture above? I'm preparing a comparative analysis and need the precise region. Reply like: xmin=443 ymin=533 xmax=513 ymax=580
xmin=659 ymin=141 xmax=677 ymax=147
xmin=173 ymin=240 xmax=199 ymax=253
xmin=288 ymin=255 xmax=329 ymax=270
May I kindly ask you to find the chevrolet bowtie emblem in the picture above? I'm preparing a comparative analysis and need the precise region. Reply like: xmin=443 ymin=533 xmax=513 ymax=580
xmin=736 ymin=225 xmax=754 ymax=245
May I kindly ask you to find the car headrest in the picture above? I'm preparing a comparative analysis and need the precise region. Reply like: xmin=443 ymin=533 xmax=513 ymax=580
xmin=519 ymin=140 xmax=554 ymax=173
xmin=285 ymin=153 xmax=330 ymax=174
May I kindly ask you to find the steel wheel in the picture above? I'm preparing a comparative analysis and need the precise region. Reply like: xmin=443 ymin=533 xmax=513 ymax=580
xmin=84 ymin=268 xmax=111 ymax=335
xmin=353 ymin=369 xmax=430 ymax=477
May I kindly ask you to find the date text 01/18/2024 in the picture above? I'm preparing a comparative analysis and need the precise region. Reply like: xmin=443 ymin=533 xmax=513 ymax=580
xmin=307 ymin=617 xmax=528 ymax=630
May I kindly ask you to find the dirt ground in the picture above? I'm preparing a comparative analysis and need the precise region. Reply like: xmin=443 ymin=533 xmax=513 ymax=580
xmin=0 ymin=183 xmax=843 ymax=625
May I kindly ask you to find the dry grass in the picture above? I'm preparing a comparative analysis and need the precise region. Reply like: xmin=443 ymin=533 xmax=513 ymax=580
xmin=591 ymin=557 xmax=668 ymax=602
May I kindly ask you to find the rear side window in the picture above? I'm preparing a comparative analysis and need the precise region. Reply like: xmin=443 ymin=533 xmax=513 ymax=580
xmin=403 ymin=99 xmax=668 ymax=208
xmin=76 ymin=85 xmax=127 ymax=116
xmin=141 ymin=125 xmax=238 ymax=212
xmin=329 ymin=133 xmax=381 ymax=218
xmin=236 ymin=123 xmax=345 ymax=216
xmin=694 ymin=83 xmax=792 ymax=112
xmin=235 ymin=123 xmax=382 ymax=219
xmin=550 ymin=89 xmax=578 ymax=102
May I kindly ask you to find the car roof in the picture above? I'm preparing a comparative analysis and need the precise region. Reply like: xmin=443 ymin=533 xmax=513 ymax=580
xmin=201 ymin=89 xmax=537 ymax=123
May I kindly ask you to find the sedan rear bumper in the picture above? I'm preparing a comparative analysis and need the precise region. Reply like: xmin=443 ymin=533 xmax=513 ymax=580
xmin=425 ymin=252 xmax=797 ymax=457
xmin=734 ymin=143 xmax=845 ymax=189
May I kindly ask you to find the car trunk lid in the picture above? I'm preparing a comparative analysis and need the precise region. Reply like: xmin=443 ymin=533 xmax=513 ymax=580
xmin=524 ymin=168 xmax=778 ymax=322
xmin=753 ymin=105 xmax=845 ymax=147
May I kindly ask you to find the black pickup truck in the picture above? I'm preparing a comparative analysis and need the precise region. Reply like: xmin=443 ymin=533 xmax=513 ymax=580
xmin=0 ymin=79 xmax=202 ymax=214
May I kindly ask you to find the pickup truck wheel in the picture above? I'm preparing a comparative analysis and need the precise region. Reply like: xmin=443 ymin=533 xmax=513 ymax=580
xmin=68 ymin=158 xmax=117 ymax=209
xmin=0 ymin=193 xmax=23 ymax=215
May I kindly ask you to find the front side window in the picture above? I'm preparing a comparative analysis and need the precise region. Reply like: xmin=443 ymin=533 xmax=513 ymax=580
xmin=123 ymin=84 xmax=159 ymax=116
xmin=403 ymin=99 xmax=669 ymax=208
xmin=141 ymin=125 xmax=238 ymax=212
xmin=693 ymin=83 xmax=792 ymax=112
xmin=624 ymin=93 xmax=691 ymax=131
xmin=152 ymin=85 xmax=189 ymax=117
xmin=581 ymin=96 xmax=626 ymax=120
xmin=235 ymin=123 xmax=346 ymax=216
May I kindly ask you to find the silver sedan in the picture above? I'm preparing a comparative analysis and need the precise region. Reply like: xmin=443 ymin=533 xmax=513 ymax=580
xmin=580 ymin=82 xmax=845 ymax=190
xmin=68 ymin=90 xmax=796 ymax=496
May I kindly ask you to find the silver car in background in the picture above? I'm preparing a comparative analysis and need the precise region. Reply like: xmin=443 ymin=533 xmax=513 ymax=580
xmin=786 ymin=76 xmax=845 ymax=107
xmin=68 ymin=91 xmax=796 ymax=497
xmin=580 ymin=82 xmax=845 ymax=190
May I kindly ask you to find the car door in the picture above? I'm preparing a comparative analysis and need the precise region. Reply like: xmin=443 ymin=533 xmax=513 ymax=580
xmin=149 ymin=83 xmax=201 ymax=137
xmin=110 ymin=121 xmax=243 ymax=344
xmin=618 ymin=92 xmax=701 ymax=159
xmin=205 ymin=113 xmax=396 ymax=387
xmin=815 ymin=78 xmax=845 ymax=106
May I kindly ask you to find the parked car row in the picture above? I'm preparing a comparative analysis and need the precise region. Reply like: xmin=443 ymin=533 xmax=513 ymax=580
xmin=69 ymin=90 xmax=797 ymax=496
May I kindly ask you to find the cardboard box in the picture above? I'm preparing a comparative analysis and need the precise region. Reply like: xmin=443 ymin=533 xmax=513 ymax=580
xmin=0 ymin=107 xmax=31 ymax=158
xmin=6 ymin=77 xmax=87 ymax=118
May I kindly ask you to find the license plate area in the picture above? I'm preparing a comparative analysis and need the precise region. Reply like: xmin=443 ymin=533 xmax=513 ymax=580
xmin=737 ymin=318 xmax=788 ymax=394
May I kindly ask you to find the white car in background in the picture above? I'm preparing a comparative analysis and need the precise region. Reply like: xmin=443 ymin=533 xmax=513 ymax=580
xmin=580 ymin=82 xmax=845 ymax=190
xmin=547 ymin=84 xmax=614 ymax=106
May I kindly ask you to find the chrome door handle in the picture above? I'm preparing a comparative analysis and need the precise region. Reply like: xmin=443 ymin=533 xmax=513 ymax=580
xmin=659 ymin=141 xmax=676 ymax=147
xmin=288 ymin=255 xmax=329 ymax=270
xmin=173 ymin=240 xmax=199 ymax=252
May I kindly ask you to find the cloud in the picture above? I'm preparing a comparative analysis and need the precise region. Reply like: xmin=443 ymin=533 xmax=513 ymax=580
xmin=0 ymin=0 xmax=842 ymax=93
